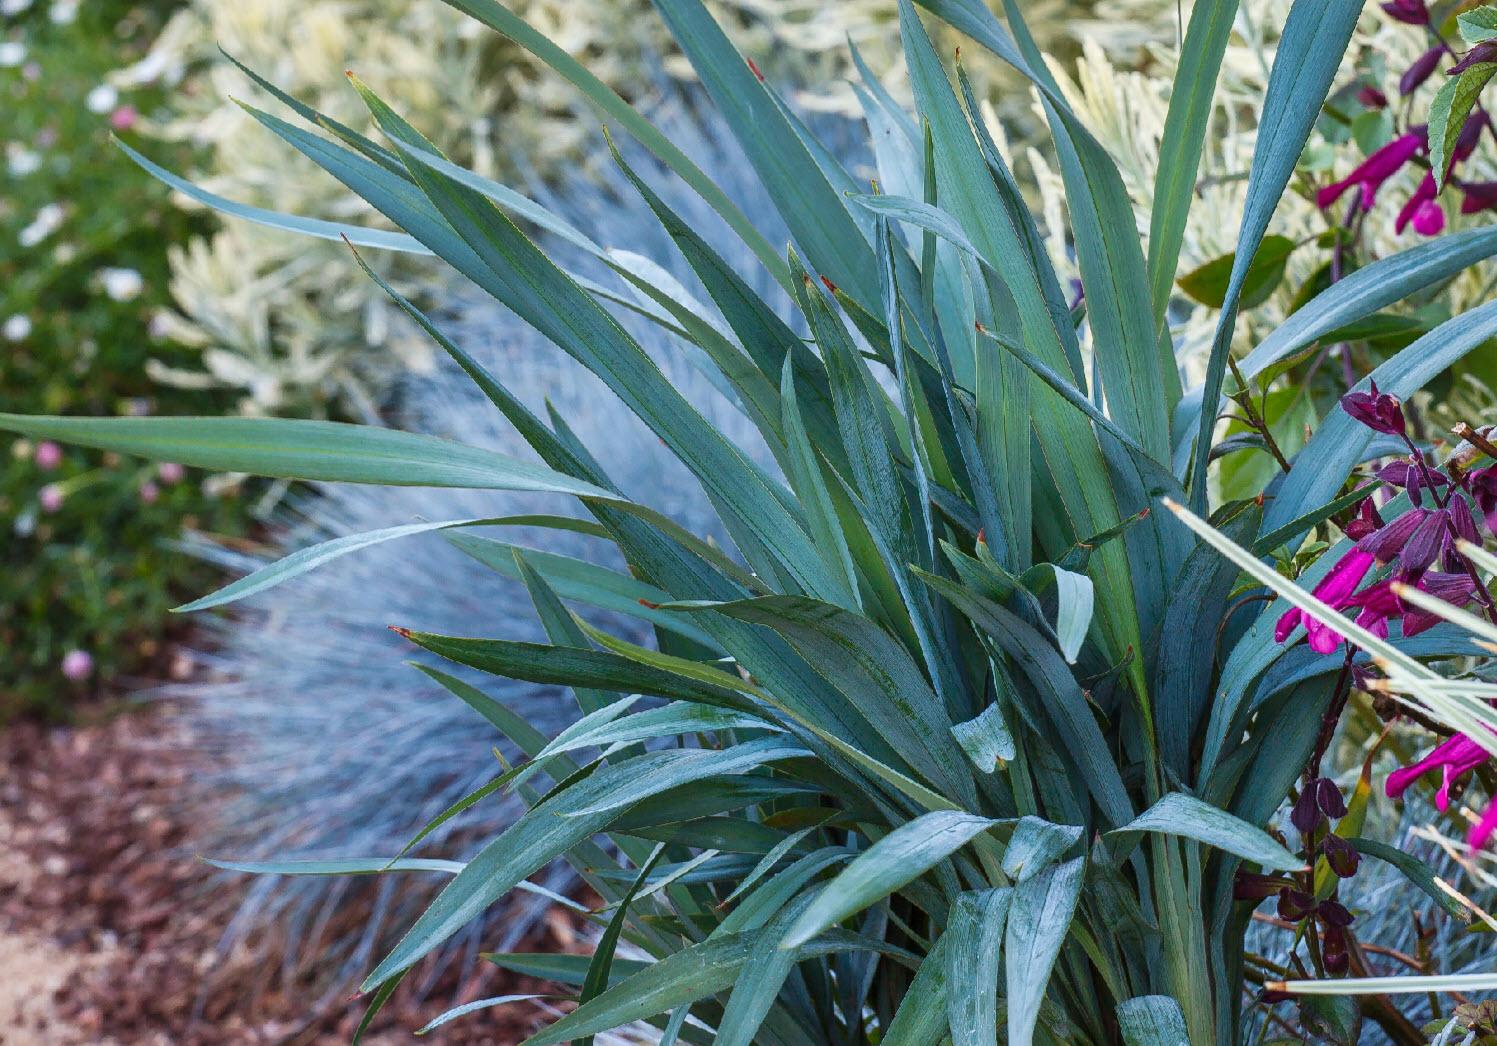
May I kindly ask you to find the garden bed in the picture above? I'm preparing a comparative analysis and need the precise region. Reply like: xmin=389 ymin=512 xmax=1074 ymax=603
xmin=0 ymin=705 xmax=586 ymax=1043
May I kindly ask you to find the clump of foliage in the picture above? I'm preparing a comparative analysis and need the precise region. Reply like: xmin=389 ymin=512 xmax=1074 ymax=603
xmin=9 ymin=0 xmax=1497 ymax=1041
xmin=0 ymin=0 xmax=244 ymax=719
xmin=166 ymin=101 xmax=799 ymax=986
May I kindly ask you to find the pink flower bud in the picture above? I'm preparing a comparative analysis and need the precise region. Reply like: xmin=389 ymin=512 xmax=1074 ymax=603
xmin=108 ymin=105 xmax=139 ymax=131
xmin=39 ymin=483 xmax=63 ymax=513
xmin=139 ymin=480 xmax=160 ymax=505
xmin=156 ymin=461 xmax=185 ymax=484
xmin=34 ymin=440 xmax=62 ymax=470
xmin=61 ymin=649 xmax=93 ymax=681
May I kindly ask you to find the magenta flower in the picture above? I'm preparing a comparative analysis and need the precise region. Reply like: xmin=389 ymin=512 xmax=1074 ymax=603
xmin=1471 ymin=799 xmax=1497 ymax=849
xmin=38 ymin=483 xmax=63 ymax=513
xmin=1340 ymin=381 xmax=1406 ymax=436
xmin=1345 ymin=579 xmax=1401 ymax=638
xmin=1275 ymin=549 xmax=1376 ymax=653
xmin=1317 ymin=132 xmax=1425 ymax=211
xmin=1380 ymin=0 xmax=1430 ymax=25
xmin=34 ymin=439 xmax=62 ymax=470
xmin=1386 ymin=731 xmax=1492 ymax=810
xmin=60 ymin=649 xmax=93 ymax=681
xmin=1396 ymin=172 xmax=1445 ymax=236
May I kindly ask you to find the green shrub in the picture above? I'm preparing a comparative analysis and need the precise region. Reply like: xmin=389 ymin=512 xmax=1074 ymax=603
xmin=0 ymin=0 xmax=245 ymax=718
xmin=9 ymin=0 xmax=1497 ymax=1040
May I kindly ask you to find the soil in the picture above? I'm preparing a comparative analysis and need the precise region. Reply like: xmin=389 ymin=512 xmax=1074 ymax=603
xmin=0 ymin=706 xmax=589 ymax=1045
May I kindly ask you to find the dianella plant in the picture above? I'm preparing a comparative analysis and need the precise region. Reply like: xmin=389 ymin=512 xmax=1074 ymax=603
xmin=8 ymin=0 xmax=1497 ymax=1042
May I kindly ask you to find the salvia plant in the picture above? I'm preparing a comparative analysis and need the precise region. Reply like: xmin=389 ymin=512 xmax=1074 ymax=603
xmin=10 ymin=0 xmax=1497 ymax=1042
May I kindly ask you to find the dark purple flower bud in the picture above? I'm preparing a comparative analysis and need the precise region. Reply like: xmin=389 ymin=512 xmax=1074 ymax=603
xmin=1401 ymin=571 xmax=1479 ymax=636
xmin=1292 ymin=785 xmax=1324 ymax=835
xmin=1345 ymin=488 xmax=1384 ymax=541
xmin=1448 ymin=497 xmax=1480 ymax=567
xmin=1380 ymin=0 xmax=1429 ymax=25
xmin=1452 ymin=42 xmax=1497 ymax=76
xmin=1457 ymin=112 xmax=1489 ymax=163
xmin=1317 ymin=899 xmax=1355 ymax=928
xmin=1401 ymin=45 xmax=1445 ymax=95
xmin=1234 ymin=872 xmax=1295 ymax=900
xmin=1358 ymin=84 xmax=1389 ymax=109
xmin=1400 ymin=508 xmax=1449 ymax=576
xmin=1358 ymin=507 xmax=1428 ymax=562
xmin=1463 ymin=181 xmax=1497 ymax=216
xmin=1322 ymin=835 xmax=1361 ymax=878
xmin=1375 ymin=458 xmax=1449 ymax=506
xmin=1322 ymin=926 xmax=1351 ymax=974
xmin=1278 ymin=888 xmax=1316 ymax=922
xmin=1316 ymin=778 xmax=1348 ymax=820
xmin=1350 ymin=662 xmax=1381 ymax=692
xmin=1340 ymin=380 xmax=1406 ymax=436
xmin=1472 ymin=466 xmax=1497 ymax=531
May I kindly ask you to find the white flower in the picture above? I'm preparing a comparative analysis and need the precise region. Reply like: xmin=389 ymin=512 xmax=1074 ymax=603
xmin=2 ymin=314 xmax=32 ymax=342
xmin=1 ymin=0 xmax=34 ymax=15
xmin=6 ymin=143 xmax=41 ymax=177
xmin=0 ymin=41 xmax=26 ymax=68
xmin=18 ymin=203 xmax=63 ymax=248
xmin=99 ymin=267 xmax=143 ymax=302
xmin=85 ymin=84 xmax=119 ymax=114
xmin=47 ymin=0 xmax=76 ymax=23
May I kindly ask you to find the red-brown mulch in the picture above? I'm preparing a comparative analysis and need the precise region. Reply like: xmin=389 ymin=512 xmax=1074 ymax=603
xmin=0 ymin=705 xmax=588 ymax=1044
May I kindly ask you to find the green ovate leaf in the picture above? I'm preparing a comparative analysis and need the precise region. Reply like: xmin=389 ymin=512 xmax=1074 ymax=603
xmin=1430 ymin=61 xmax=1497 ymax=191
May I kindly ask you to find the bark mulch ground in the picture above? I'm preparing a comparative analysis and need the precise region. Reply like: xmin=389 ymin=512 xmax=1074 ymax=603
xmin=0 ymin=705 xmax=591 ymax=1045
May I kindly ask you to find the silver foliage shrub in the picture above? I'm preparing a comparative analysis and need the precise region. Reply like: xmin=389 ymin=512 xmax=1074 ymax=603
xmin=168 ymin=93 xmax=858 ymax=983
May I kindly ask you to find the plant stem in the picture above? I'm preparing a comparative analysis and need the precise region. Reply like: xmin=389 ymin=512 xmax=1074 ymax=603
xmin=1227 ymin=355 xmax=1292 ymax=473
xmin=1308 ymin=649 xmax=1356 ymax=780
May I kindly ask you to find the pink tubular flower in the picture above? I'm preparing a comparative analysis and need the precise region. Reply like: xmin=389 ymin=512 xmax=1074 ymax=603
xmin=1317 ymin=132 xmax=1425 ymax=211
xmin=1396 ymin=172 xmax=1445 ymax=236
xmin=1387 ymin=732 xmax=1492 ymax=810
xmin=1471 ymin=799 xmax=1497 ymax=849
xmin=1275 ymin=549 xmax=1376 ymax=653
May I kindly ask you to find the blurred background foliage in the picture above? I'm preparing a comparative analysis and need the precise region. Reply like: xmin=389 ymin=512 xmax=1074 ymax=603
xmin=0 ymin=0 xmax=245 ymax=720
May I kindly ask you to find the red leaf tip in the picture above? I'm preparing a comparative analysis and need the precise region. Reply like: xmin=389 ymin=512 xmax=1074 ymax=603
xmin=746 ymin=56 xmax=765 ymax=81
xmin=820 ymin=275 xmax=838 ymax=294
xmin=389 ymin=625 xmax=413 ymax=639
